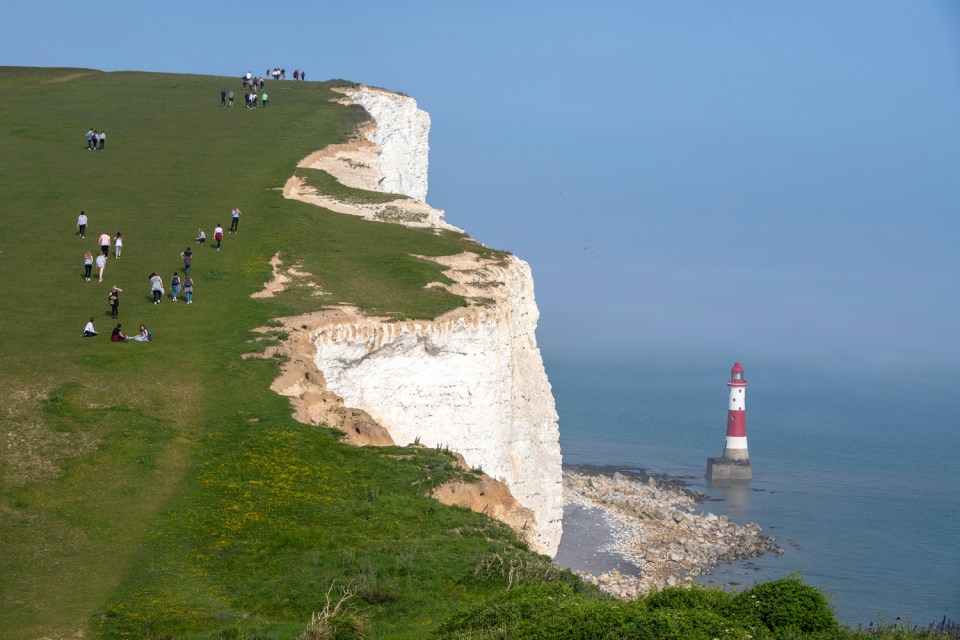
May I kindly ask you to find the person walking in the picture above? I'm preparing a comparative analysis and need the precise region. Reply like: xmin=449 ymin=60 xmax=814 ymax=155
xmin=149 ymin=272 xmax=164 ymax=304
xmin=170 ymin=272 xmax=181 ymax=302
xmin=220 ymin=89 xmax=226 ymax=106
xmin=114 ymin=232 xmax=123 ymax=258
xmin=98 ymin=232 xmax=110 ymax=258
xmin=108 ymin=285 xmax=123 ymax=318
xmin=82 ymin=317 xmax=97 ymax=337
xmin=98 ymin=130 xmax=105 ymax=150
xmin=95 ymin=253 xmax=107 ymax=282
xmin=213 ymin=224 xmax=223 ymax=251
xmin=183 ymin=275 xmax=193 ymax=304
xmin=86 ymin=128 xmax=95 ymax=150
xmin=83 ymin=251 xmax=93 ymax=281
xmin=261 ymin=92 xmax=268 ymax=108
xmin=230 ymin=206 xmax=241 ymax=233
xmin=181 ymin=246 xmax=192 ymax=274
xmin=77 ymin=211 xmax=87 ymax=238
xmin=228 ymin=90 xmax=234 ymax=107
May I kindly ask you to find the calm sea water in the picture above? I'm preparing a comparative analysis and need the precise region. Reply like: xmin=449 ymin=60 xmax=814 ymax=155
xmin=548 ymin=355 xmax=960 ymax=625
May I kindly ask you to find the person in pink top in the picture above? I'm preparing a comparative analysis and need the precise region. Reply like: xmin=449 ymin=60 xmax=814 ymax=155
xmin=98 ymin=232 xmax=110 ymax=257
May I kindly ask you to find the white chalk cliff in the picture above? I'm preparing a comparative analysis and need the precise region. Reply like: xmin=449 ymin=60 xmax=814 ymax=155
xmin=345 ymin=86 xmax=431 ymax=202
xmin=276 ymin=86 xmax=563 ymax=555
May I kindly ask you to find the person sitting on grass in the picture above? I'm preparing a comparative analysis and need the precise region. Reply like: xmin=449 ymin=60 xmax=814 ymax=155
xmin=111 ymin=324 xmax=126 ymax=342
xmin=132 ymin=324 xmax=151 ymax=342
xmin=195 ymin=228 xmax=205 ymax=243
xmin=81 ymin=317 xmax=97 ymax=337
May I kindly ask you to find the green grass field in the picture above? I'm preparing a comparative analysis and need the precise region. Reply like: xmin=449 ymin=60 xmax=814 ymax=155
xmin=0 ymin=66 xmax=551 ymax=639
xmin=1 ymin=67 xmax=947 ymax=640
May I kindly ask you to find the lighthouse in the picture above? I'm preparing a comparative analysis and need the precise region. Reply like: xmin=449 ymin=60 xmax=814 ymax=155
xmin=706 ymin=361 xmax=752 ymax=481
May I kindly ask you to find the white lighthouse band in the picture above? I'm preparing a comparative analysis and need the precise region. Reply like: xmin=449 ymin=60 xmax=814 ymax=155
xmin=724 ymin=436 xmax=749 ymax=459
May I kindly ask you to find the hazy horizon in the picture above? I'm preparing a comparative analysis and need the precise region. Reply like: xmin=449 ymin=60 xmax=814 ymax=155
xmin=4 ymin=1 xmax=958 ymax=371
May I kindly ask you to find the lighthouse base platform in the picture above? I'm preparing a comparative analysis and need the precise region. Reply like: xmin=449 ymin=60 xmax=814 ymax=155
xmin=706 ymin=457 xmax=752 ymax=481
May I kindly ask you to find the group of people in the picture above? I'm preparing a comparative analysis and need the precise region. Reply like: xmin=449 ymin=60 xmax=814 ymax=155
xmin=74 ymin=213 xmax=128 ymax=321
xmin=225 ymin=66 xmax=313 ymax=109
xmin=190 ymin=218 xmax=231 ymax=253
xmin=256 ymin=68 xmax=307 ymax=81
xmin=244 ymin=91 xmax=268 ymax=109
xmin=75 ymin=205 xmax=244 ymax=340
xmin=111 ymin=322 xmax=150 ymax=342
xmin=221 ymin=87 xmax=269 ymax=109
xmin=242 ymin=72 xmax=265 ymax=91
xmin=81 ymin=316 xmax=149 ymax=342
xmin=148 ymin=271 xmax=193 ymax=304
xmin=85 ymin=128 xmax=106 ymax=151
xmin=79 ymin=223 xmax=123 ymax=282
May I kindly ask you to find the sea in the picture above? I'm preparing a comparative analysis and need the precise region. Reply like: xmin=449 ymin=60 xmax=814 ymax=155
xmin=548 ymin=355 xmax=960 ymax=626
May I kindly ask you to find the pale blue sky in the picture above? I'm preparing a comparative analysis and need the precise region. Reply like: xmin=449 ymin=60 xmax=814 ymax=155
xmin=4 ymin=1 xmax=959 ymax=370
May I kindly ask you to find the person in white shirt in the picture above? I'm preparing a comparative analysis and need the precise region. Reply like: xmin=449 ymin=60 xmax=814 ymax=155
xmin=82 ymin=317 xmax=97 ymax=337
xmin=98 ymin=130 xmax=105 ymax=150
xmin=114 ymin=232 xmax=123 ymax=258
xmin=77 ymin=211 xmax=87 ymax=238
xmin=230 ymin=206 xmax=241 ymax=233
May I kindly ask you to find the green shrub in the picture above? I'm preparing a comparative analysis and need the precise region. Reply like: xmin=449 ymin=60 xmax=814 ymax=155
xmin=731 ymin=577 xmax=839 ymax=637
xmin=434 ymin=583 xmax=579 ymax=638
xmin=435 ymin=583 xmax=755 ymax=640
xmin=643 ymin=584 xmax=735 ymax=613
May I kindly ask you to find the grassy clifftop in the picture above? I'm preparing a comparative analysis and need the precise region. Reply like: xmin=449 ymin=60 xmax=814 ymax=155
xmin=0 ymin=66 xmax=548 ymax=639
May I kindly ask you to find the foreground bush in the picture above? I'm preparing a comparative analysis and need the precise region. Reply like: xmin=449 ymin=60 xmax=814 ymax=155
xmin=433 ymin=582 xmax=745 ymax=640
xmin=434 ymin=578 xmax=851 ymax=639
xmin=731 ymin=578 xmax=839 ymax=637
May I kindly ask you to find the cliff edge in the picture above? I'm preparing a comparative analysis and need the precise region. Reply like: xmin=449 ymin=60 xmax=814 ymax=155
xmin=265 ymin=86 xmax=563 ymax=555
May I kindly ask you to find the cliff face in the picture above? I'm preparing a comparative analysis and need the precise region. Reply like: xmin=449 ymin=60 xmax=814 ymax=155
xmin=344 ymin=86 xmax=430 ymax=202
xmin=278 ymin=86 xmax=563 ymax=555
xmin=283 ymin=86 xmax=456 ymax=231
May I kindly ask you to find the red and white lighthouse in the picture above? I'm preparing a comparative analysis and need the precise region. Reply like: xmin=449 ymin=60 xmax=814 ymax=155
xmin=706 ymin=361 xmax=752 ymax=481
xmin=723 ymin=361 xmax=749 ymax=461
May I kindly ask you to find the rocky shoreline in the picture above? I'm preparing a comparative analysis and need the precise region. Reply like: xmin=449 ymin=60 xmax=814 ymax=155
xmin=562 ymin=468 xmax=782 ymax=599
